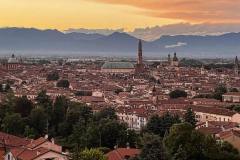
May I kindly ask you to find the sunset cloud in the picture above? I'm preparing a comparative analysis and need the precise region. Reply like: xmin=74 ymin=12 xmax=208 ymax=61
xmin=90 ymin=0 xmax=240 ymax=23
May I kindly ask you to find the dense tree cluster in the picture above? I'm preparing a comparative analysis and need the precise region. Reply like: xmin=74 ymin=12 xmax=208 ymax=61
xmin=0 ymin=91 xmax=136 ymax=159
xmin=136 ymin=112 xmax=239 ymax=160
xmin=57 ymin=79 xmax=70 ymax=88
xmin=47 ymin=71 xmax=59 ymax=81
xmin=194 ymin=84 xmax=227 ymax=101
xmin=0 ymin=90 xmax=239 ymax=159
xmin=169 ymin=90 xmax=187 ymax=99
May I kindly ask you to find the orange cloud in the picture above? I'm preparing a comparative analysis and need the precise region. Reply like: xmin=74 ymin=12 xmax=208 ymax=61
xmin=90 ymin=0 xmax=240 ymax=23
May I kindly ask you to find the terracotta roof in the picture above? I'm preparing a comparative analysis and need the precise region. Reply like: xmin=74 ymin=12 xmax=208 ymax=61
xmin=106 ymin=148 xmax=140 ymax=160
xmin=0 ymin=132 xmax=30 ymax=148
xmin=198 ymin=127 xmax=222 ymax=135
xmin=11 ymin=147 xmax=49 ymax=160
xmin=26 ymin=137 xmax=48 ymax=149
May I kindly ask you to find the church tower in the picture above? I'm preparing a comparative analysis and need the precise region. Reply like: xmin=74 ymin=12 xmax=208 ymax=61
xmin=137 ymin=39 xmax=143 ymax=65
xmin=234 ymin=56 xmax=239 ymax=76
xmin=135 ymin=39 xmax=145 ymax=73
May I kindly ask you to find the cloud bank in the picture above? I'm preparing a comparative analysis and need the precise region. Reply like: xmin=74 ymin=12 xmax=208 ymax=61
xmin=90 ymin=0 xmax=240 ymax=23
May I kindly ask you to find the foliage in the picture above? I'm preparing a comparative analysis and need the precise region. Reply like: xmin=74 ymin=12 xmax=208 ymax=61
xmin=169 ymin=90 xmax=187 ymax=99
xmin=75 ymin=90 xmax=92 ymax=96
xmin=143 ymin=113 xmax=180 ymax=137
xmin=14 ymin=96 xmax=33 ymax=117
xmin=183 ymin=108 xmax=197 ymax=127
xmin=57 ymin=79 xmax=70 ymax=88
xmin=76 ymin=148 xmax=107 ymax=160
xmin=2 ymin=113 xmax=25 ymax=136
xmin=213 ymin=84 xmax=227 ymax=100
xmin=139 ymin=133 xmax=167 ymax=160
xmin=94 ymin=107 xmax=117 ymax=121
xmin=229 ymin=88 xmax=239 ymax=92
xmin=47 ymin=71 xmax=59 ymax=81
xmin=164 ymin=123 xmax=240 ymax=160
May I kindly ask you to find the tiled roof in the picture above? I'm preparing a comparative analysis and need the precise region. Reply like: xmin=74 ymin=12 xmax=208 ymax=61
xmin=106 ymin=148 xmax=140 ymax=160
xmin=0 ymin=132 xmax=30 ymax=148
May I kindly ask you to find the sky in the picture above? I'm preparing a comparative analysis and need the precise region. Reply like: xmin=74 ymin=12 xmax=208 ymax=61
xmin=1 ymin=0 xmax=240 ymax=31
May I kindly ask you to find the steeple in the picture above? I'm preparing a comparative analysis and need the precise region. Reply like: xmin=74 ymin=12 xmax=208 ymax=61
xmin=168 ymin=54 xmax=171 ymax=64
xmin=235 ymin=56 xmax=239 ymax=76
xmin=137 ymin=39 xmax=143 ymax=65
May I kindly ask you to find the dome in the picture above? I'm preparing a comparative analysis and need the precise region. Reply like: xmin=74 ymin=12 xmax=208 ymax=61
xmin=102 ymin=62 xmax=134 ymax=69
xmin=173 ymin=52 xmax=178 ymax=61
xmin=8 ymin=54 xmax=19 ymax=64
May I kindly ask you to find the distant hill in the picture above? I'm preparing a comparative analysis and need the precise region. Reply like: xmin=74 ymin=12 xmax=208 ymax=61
xmin=0 ymin=28 xmax=239 ymax=57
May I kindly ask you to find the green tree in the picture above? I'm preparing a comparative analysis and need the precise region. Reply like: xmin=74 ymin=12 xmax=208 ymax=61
xmin=57 ymin=79 xmax=70 ymax=88
xmin=183 ymin=108 xmax=197 ymax=127
xmin=14 ymin=96 xmax=33 ymax=117
xmin=52 ymin=96 xmax=69 ymax=135
xmin=75 ymin=148 xmax=106 ymax=160
xmin=139 ymin=133 xmax=167 ymax=160
xmin=47 ymin=71 xmax=59 ymax=81
xmin=35 ymin=90 xmax=52 ymax=108
xmin=164 ymin=123 xmax=240 ymax=160
xmin=2 ymin=113 xmax=25 ymax=136
xmin=164 ymin=123 xmax=205 ymax=160
xmin=213 ymin=84 xmax=227 ymax=100
xmin=29 ymin=108 xmax=48 ymax=136
xmin=94 ymin=107 xmax=117 ymax=121
xmin=169 ymin=90 xmax=187 ymax=99
xmin=144 ymin=113 xmax=180 ymax=137
xmin=229 ymin=88 xmax=239 ymax=92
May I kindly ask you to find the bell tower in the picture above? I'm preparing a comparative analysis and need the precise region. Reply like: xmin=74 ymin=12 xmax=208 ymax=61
xmin=137 ymin=39 xmax=143 ymax=65
xmin=234 ymin=56 xmax=239 ymax=76
xmin=135 ymin=39 xmax=145 ymax=73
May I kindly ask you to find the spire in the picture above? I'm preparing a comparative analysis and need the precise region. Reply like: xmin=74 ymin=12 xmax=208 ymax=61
xmin=235 ymin=56 xmax=239 ymax=66
xmin=168 ymin=54 xmax=171 ymax=63
xmin=137 ymin=39 xmax=143 ymax=64
xmin=234 ymin=56 xmax=239 ymax=76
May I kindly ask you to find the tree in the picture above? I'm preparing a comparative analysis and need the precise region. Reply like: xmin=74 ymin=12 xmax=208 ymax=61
xmin=75 ymin=148 xmax=107 ymax=160
xmin=229 ymin=88 xmax=239 ymax=92
xmin=169 ymin=90 xmax=187 ymax=99
xmin=29 ymin=108 xmax=48 ymax=136
xmin=213 ymin=84 xmax=227 ymax=100
xmin=94 ymin=107 xmax=117 ymax=121
xmin=0 ymin=92 xmax=16 ymax=115
xmin=144 ymin=113 xmax=180 ymax=137
xmin=57 ymin=79 xmax=70 ymax=88
xmin=52 ymin=96 xmax=69 ymax=133
xmin=139 ymin=133 xmax=167 ymax=160
xmin=164 ymin=123 xmax=240 ymax=160
xmin=35 ymin=90 xmax=52 ymax=108
xmin=14 ymin=96 xmax=33 ymax=117
xmin=183 ymin=108 xmax=197 ymax=127
xmin=47 ymin=71 xmax=59 ymax=81
xmin=2 ymin=113 xmax=25 ymax=136
xmin=164 ymin=123 xmax=206 ymax=160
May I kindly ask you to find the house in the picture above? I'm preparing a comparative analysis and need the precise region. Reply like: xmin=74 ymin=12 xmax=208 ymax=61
xmin=223 ymin=92 xmax=240 ymax=103
xmin=117 ymin=108 xmax=148 ymax=131
xmin=217 ymin=129 xmax=240 ymax=152
xmin=0 ymin=132 xmax=68 ymax=160
xmin=106 ymin=148 xmax=140 ymax=160
xmin=5 ymin=147 xmax=68 ymax=160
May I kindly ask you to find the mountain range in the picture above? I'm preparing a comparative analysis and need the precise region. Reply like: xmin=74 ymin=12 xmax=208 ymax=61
xmin=0 ymin=28 xmax=239 ymax=57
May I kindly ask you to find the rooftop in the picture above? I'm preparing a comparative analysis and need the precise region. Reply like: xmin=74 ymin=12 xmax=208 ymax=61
xmin=102 ymin=62 xmax=134 ymax=69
